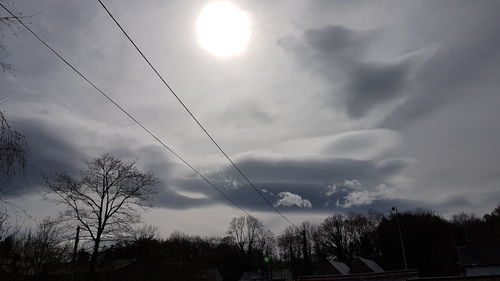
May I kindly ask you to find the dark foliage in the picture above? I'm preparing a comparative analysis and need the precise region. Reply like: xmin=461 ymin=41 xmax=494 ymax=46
xmin=102 ymin=233 xmax=244 ymax=281
xmin=377 ymin=209 xmax=459 ymax=276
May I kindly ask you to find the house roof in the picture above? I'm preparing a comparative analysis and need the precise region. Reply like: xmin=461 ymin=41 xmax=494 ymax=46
xmin=193 ymin=268 xmax=223 ymax=281
xmin=356 ymin=257 xmax=384 ymax=273
xmin=239 ymin=270 xmax=264 ymax=281
xmin=100 ymin=259 xmax=138 ymax=272
xmin=326 ymin=258 xmax=350 ymax=275
xmin=296 ymin=269 xmax=418 ymax=281
xmin=271 ymin=269 xmax=293 ymax=280
xmin=240 ymin=269 xmax=293 ymax=281
xmin=457 ymin=246 xmax=500 ymax=266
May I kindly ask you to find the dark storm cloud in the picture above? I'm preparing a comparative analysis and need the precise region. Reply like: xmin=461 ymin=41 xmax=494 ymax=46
xmin=223 ymin=156 xmax=409 ymax=185
xmin=279 ymin=25 xmax=411 ymax=118
xmin=0 ymin=118 xmax=179 ymax=199
xmin=1 ymin=119 xmax=85 ymax=197
xmin=0 ymin=117 xmax=416 ymax=214
xmin=0 ymin=116 xmax=211 ymax=211
xmin=153 ymin=155 xmax=412 ymax=212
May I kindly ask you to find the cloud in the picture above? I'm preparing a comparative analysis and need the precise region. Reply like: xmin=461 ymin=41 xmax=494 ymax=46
xmin=325 ymin=184 xmax=337 ymax=196
xmin=222 ymin=155 xmax=410 ymax=186
xmin=380 ymin=1 xmax=500 ymax=129
xmin=0 ymin=119 xmax=86 ymax=197
xmin=280 ymin=25 xmax=412 ymax=118
xmin=274 ymin=191 xmax=312 ymax=208
xmin=276 ymin=129 xmax=401 ymax=160
xmin=165 ymin=154 xmax=412 ymax=212
xmin=341 ymin=183 xmax=395 ymax=208
xmin=343 ymin=179 xmax=361 ymax=188
xmin=344 ymin=61 xmax=410 ymax=118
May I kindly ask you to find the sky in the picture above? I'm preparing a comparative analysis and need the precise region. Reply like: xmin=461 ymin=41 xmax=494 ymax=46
xmin=1 ymin=0 xmax=500 ymax=237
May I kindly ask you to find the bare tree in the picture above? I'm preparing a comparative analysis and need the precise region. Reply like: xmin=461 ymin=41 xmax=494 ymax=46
xmin=0 ymin=2 xmax=30 ymax=184
xmin=45 ymin=153 xmax=159 ymax=275
xmin=0 ymin=110 xmax=28 ymax=182
xmin=318 ymin=211 xmax=383 ymax=263
xmin=15 ymin=218 xmax=67 ymax=278
xmin=0 ymin=1 xmax=28 ymax=74
xmin=132 ymin=224 xmax=161 ymax=241
xmin=227 ymin=215 xmax=272 ymax=257
xmin=318 ymin=214 xmax=351 ymax=262
xmin=278 ymin=225 xmax=302 ymax=262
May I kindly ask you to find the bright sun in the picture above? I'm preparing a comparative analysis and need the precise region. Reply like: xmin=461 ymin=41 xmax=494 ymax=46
xmin=196 ymin=1 xmax=251 ymax=57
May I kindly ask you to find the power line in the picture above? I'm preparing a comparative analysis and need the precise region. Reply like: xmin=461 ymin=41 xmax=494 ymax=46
xmin=97 ymin=0 xmax=298 ymax=230
xmin=0 ymin=2 xmax=280 ymax=239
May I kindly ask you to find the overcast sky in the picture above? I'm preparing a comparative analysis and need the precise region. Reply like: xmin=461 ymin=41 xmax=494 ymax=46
xmin=1 ymin=0 xmax=500 ymax=236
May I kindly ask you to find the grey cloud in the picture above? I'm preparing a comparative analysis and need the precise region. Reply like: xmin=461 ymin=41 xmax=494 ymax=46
xmin=155 ymin=155 xmax=411 ymax=212
xmin=282 ymin=2 xmax=498 ymax=123
xmin=0 ymin=117 xmax=414 ymax=214
xmin=214 ymin=101 xmax=274 ymax=128
xmin=303 ymin=25 xmax=366 ymax=61
xmin=379 ymin=1 xmax=500 ymax=128
xmin=345 ymin=61 xmax=409 ymax=118
xmin=226 ymin=156 xmax=409 ymax=185
xmin=1 ymin=119 xmax=85 ymax=197
xmin=280 ymin=25 xmax=411 ymax=118
xmin=0 ymin=117 xmax=178 ymax=199
xmin=277 ymin=129 xmax=401 ymax=160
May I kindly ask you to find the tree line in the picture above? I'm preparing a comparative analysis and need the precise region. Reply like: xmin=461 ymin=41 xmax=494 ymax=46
xmin=1 ymin=196 xmax=499 ymax=280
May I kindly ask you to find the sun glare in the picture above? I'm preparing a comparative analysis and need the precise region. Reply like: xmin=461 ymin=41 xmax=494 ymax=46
xmin=196 ymin=1 xmax=251 ymax=57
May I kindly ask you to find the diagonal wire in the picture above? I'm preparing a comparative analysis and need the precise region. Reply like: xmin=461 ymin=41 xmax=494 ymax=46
xmin=0 ymin=2 xmax=282 ymax=239
xmin=97 ymin=0 xmax=298 ymax=229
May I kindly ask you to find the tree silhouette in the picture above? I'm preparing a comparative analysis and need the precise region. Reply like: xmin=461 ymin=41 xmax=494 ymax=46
xmin=0 ymin=2 xmax=30 ymax=184
xmin=0 ymin=110 xmax=28 ymax=182
xmin=45 ymin=153 xmax=159 ymax=276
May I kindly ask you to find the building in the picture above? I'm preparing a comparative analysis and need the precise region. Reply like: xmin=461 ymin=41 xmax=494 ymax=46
xmin=314 ymin=258 xmax=350 ymax=275
xmin=350 ymin=257 xmax=385 ymax=274
xmin=239 ymin=268 xmax=293 ymax=281
xmin=457 ymin=246 xmax=500 ymax=277
xmin=298 ymin=257 xmax=417 ymax=281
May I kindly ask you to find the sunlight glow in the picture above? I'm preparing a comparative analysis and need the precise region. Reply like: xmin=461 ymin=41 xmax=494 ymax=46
xmin=196 ymin=1 xmax=251 ymax=57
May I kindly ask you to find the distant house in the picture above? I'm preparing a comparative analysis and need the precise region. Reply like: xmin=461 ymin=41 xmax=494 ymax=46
xmin=239 ymin=268 xmax=293 ymax=281
xmin=296 ymin=270 xmax=418 ymax=281
xmin=37 ymin=259 xmax=222 ymax=281
xmin=314 ymin=258 xmax=350 ymax=275
xmin=457 ymin=246 xmax=500 ymax=276
xmin=100 ymin=260 xmax=223 ymax=281
xmin=239 ymin=270 xmax=267 ymax=281
xmin=271 ymin=269 xmax=293 ymax=281
xmin=299 ymin=257 xmax=417 ymax=281
xmin=193 ymin=268 xmax=224 ymax=281
xmin=350 ymin=257 xmax=384 ymax=274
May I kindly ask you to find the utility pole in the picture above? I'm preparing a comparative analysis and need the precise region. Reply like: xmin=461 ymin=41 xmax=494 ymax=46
xmin=71 ymin=225 xmax=80 ymax=281
xmin=392 ymin=207 xmax=408 ymax=270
